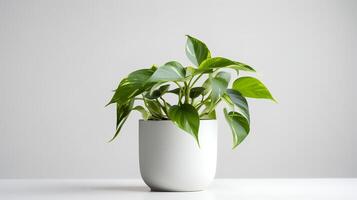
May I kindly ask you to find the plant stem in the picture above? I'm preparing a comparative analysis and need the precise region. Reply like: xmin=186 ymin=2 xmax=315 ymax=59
xmin=210 ymin=99 xmax=222 ymax=111
xmin=196 ymin=102 xmax=204 ymax=110
xmin=142 ymin=95 xmax=149 ymax=107
xmin=190 ymin=73 xmax=204 ymax=88
xmin=159 ymin=96 xmax=167 ymax=105
xmin=195 ymin=95 xmax=205 ymax=110
xmin=156 ymin=98 xmax=169 ymax=117
xmin=199 ymin=112 xmax=208 ymax=117
xmin=199 ymin=98 xmax=221 ymax=117
xmin=142 ymin=95 xmax=154 ymax=118
xmin=187 ymin=77 xmax=193 ymax=89
xmin=185 ymin=73 xmax=205 ymax=104
xmin=173 ymin=81 xmax=182 ymax=89
xmin=174 ymin=81 xmax=183 ymax=105
xmin=184 ymin=82 xmax=189 ymax=104
xmin=159 ymin=96 xmax=169 ymax=115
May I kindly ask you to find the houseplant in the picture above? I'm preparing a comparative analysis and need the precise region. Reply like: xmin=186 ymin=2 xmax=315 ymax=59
xmin=107 ymin=35 xmax=275 ymax=191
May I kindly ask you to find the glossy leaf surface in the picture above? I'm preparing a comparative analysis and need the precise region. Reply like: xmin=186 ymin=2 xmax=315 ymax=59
xmin=226 ymin=89 xmax=250 ymax=121
xmin=210 ymin=71 xmax=230 ymax=103
xmin=233 ymin=77 xmax=275 ymax=101
xmin=107 ymin=68 xmax=155 ymax=105
xmin=185 ymin=35 xmax=211 ymax=66
xmin=110 ymin=100 xmax=134 ymax=142
xmin=168 ymin=104 xmax=200 ymax=144
xmin=199 ymin=57 xmax=255 ymax=72
xmin=145 ymin=84 xmax=170 ymax=99
xmin=148 ymin=61 xmax=185 ymax=82
xmin=132 ymin=106 xmax=149 ymax=120
xmin=189 ymin=87 xmax=205 ymax=99
xmin=224 ymin=108 xmax=250 ymax=148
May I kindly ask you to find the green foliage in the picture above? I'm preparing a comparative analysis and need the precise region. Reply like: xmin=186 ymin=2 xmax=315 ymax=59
xmin=224 ymin=108 xmax=250 ymax=148
xmin=168 ymin=104 xmax=200 ymax=145
xmin=199 ymin=57 xmax=255 ymax=72
xmin=233 ymin=77 xmax=275 ymax=101
xmin=225 ymin=89 xmax=250 ymax=121
xmin=107 ymin=69 xmax=155 ymax=106
xmin=132 ymin=106 xmax=149 ymax=120
xmin=185 ymin=35 xmax=211 ymax=66
xmin=109 ymin=100 xmax=134 ymax=142
xmin=148 ymin=61 xmax=186 ymax=82
xmin=145 ymin=84 xmax=170 ymax=99
xmin=209 ymin=72 xmax=230 ymax=107
xmin=107 ymin=35 xmax=275 ymax=148
xmin=189 ymin=87 xmax=205 ymax=99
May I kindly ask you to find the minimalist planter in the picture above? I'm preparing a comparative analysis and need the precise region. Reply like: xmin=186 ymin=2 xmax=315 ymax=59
xmin=107 ymin=36 xmax=275 ymax=193
xmin=139 ymin=120 xmax=217 ymax=192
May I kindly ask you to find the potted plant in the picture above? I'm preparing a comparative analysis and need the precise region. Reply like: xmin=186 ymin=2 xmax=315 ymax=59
xmin=107 ymin=35 xmax=275 ymax=191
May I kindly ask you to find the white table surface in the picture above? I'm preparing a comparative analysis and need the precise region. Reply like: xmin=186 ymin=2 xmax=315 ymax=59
xmin=0 ymin=179 xmax=356 ymax=200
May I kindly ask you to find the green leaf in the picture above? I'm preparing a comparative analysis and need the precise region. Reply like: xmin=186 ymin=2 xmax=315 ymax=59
xmin=189 ymin=87 xmax=205 ymax=99
xmin=150 ymin=64 xmax=158 ymax=70
xmin=164 ymin=102 xmax=171 ymax=114
xmin=110 ymin=100 xmax=134 ymax=142
xmin=168 ymin=87 xmax=181 ymax=95
xmin=132 ymin=105 xmax=149 ymax=120
xmin=148 ymin=61 xmax=185 ymax=82
xmin=223 ymin=108 xmax=250 ymax=149
xmin=168 ymin=104 xmax=200 ymax=145
xmin=146 ymin=99 xmax=164 ymax=119
xmin=185 ymin=35 xmax=211 ymax=66
xmin=232 ymin=77 xmax=275 ymax=101
xmin=107 ymin=68 xmax=155 ymax=106
xmin=199 ymin=57 xmax=255 ymax=72
xmin=222 ymin=93 xmax=234 ymax=109
xmin=145 ymin=84 xmax=170 ymax=99
xmin=226 ymin=89 xmax=250 ymax=121
xmin=210 ymin=72 xmax=230 ymax=103
xmin=202 ymin=78 xmax=211 ymax=95
xmin=200 ymin=109 xmax=216 ymax=120
xmin=215 ymin=71 xmax=231 ymax=83
xmin=112 ymin=116 xmax=129 ymax=142
xmin=185 ymin=66 xmax=197 ymax=77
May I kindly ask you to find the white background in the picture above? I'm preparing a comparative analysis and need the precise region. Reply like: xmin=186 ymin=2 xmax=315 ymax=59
xmin=0 ymin=0 xmax=356 ymax=178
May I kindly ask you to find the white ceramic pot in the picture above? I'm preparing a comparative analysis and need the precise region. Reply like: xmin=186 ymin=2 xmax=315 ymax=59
xmin=139 ymin=120 xmax=217 ymax=192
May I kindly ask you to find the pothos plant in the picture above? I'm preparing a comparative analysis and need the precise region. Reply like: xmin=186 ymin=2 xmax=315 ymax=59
xmin=107 ymin=35 xmax=275 ymax=148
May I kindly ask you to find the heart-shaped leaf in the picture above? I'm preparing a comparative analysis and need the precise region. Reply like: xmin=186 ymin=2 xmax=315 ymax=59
xmin=110 ymin=99 xmax=134 ymax=142
xmin=233 ymin=77 xmax=275 ymax=101
xmin=189 ymin=87 xmax=205 ymax=99
xmin=145 ymin=84 xmax=170 ymax=99
xmin=185 ymin=35 xmax=211 ymax=66
xmin=148 ymin=61 xmax=186 ymax=82
xmin=145 ymin=99 xmax=164 ymax=119
xmin=210 ymin=71 xmax=230 ymax=104
xmin=132 ymin=105 xmax=149 ymax=120
xmin=168 ymin=87 xmax=181 ymax=95
xmin=226 ymin=89 xmax=250 ymax=121
xmin=224 ymin=108 xmax=250 ymax=149
xmin=199 ymin=57 xmax=255 ymax=72
xmin=168 ymin=104 xmax=200 ymax=145
xmin=107 ymin=68 xmax=155 ymax=106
